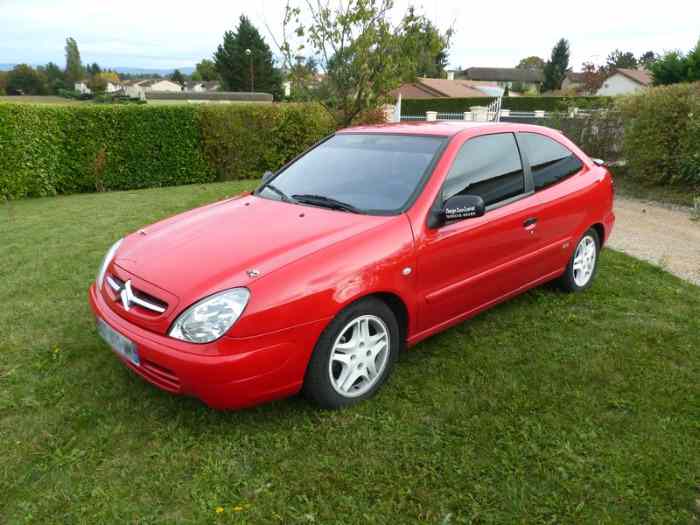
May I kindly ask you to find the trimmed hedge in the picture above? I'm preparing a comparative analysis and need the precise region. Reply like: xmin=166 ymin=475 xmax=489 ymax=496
xmin=199 ymin=104 xmax=334 ymax=181
xmin=0 ymin=103 xmax=335 ymax=200
xmin=618 ymin=82 xmax=700 ymax=187
xmin=401 ymin=96 xmax=614 ymax=115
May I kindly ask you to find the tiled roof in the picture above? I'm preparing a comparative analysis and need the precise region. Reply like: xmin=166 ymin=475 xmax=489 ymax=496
xmin=462 ymin=67 xmax=543 ymax=83
xmin=390 ymin=79 xmax=490 ymax=99
xmin=615 ymin=68 xmax=652 ymax=86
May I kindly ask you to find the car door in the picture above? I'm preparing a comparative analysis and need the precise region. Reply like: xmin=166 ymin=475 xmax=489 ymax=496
xmin=515 ymin=132 xmax=589 ymax=276
xmin=414 ymin=132 xmax=546 ymax=333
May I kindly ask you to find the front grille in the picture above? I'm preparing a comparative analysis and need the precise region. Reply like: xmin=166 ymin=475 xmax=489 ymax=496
xmin=106 ymin=274 xmax=168 ymax=314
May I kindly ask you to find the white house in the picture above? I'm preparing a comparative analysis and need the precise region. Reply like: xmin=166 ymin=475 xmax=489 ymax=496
xmin=124 ymin=79 xmax=182 ymax=99
xmin=597 ymin=68 xmax=652 ymax=96
xmin=74 ymin=80 xmax=123 ymax=95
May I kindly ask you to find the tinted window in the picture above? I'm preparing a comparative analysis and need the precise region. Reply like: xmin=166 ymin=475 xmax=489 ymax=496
xmin=443 ymin=133 xmax=524 ymax=207
xmin=263 ymin=134 xmax=446 ymax=213
xmin=518 ymin=133 xmax=583 ymax=191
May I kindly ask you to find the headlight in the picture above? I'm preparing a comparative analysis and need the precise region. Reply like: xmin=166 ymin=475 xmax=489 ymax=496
xmin=96 ymin=238 xmax=123 ymax=289
xmin=169 ymin=288 xmax=250 ymax=344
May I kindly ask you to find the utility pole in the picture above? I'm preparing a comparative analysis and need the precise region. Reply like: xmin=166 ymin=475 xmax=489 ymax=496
xmin=245 ymin=48 xmax=254 ymax=92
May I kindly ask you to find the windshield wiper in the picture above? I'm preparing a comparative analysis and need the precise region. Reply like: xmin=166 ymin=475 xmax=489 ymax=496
xmin=292 ymin=194 xmax=361 ymax=214
xmin=263 ymin=183 xmax=296 ymax=204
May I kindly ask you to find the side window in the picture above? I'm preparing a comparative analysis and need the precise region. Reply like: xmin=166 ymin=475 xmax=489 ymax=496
xmin=442 ymin=133 xmax=525 ymax=207
xmin=518 ymin=132 xmax=583 ymax=191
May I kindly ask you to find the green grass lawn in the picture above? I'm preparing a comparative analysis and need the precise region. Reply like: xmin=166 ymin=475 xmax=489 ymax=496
xmin=0 ymin=96 xmax=90 ymax=105
xmin=1 ymin=181 xmax=699 ymax=524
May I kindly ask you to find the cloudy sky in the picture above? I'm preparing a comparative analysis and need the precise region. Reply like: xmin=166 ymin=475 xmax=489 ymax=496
xmin=1 ymin=0 xmax=698 ymax=71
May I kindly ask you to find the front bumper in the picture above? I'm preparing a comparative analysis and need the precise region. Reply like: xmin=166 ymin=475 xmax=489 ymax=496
xmin=89 ymin=284 xmax=329 ymax=409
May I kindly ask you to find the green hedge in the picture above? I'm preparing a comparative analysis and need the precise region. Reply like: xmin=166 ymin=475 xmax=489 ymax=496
xmin=0 ymin=103 xmax=335 ymax=200
xmin=199 ymin=104 xmax=334 ymax=181
xmin=402 ymin=96 xmax=614 ymax=115
xmin=618 ymin=82 xmax=700 ymax=187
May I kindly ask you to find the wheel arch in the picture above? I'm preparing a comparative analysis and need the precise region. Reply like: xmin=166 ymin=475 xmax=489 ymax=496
xmin=591 ymin=222 xmax=606 ymax=246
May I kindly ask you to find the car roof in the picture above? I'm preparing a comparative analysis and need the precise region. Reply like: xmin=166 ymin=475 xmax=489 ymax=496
xmin=338 ymin=120 xmax=556 ymax=138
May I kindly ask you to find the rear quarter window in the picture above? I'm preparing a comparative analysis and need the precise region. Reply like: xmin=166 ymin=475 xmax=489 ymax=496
xmin=518 ymin=132 xmax=583 ymax=191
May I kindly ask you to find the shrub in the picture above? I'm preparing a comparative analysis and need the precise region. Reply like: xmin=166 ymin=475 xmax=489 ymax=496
xmin=618 ymin=82 xmax=700 ymax=186
xmin=198 ymin=103 xmax=334 ymax=181
xmin=0 ymin=104 xmax=214 ymax=199
xmin=0 ymin=102 xmax=336 ymax=199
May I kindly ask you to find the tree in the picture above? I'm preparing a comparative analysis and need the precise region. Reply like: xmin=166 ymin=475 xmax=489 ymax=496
xmin=38 ymin=62 xmax=66 ymax=93
xmin=516 ymin=56 xmax=545 ymax=70
xmin=397 ymin=7 xmax=452 ymax=80
xmin=580 ymin=61 xmax=605 ymax=93
xmin=650 ymin=50 xmax=688 ymax=85
xmin=605 ymin=49 xmax=637 ymax=70
xmin=87 ymin=74 xmax=108 ymax=94
xmin=6 ymin=64 xmax=47 ymax=95
xmin=542 ymin=38 xmax=570 ymax=91
xmin=685 ymin=39 xmax=700 ymax=82
xmin=214 ymin=15 xmax=282 ymax=96
xmin=195 ymin=59 xmax=219 ymax=81
xmin=638 ymin=51 xmax=658 ymax=68
xmin=286 ymin=56 xmax=320 ymax=101
xmin=279 ymin=1 xmax=449 ymax=127
xmin=86 ymin=62 xmax=102 ymax=76
xmin=0 ymin=71 xmax=8 ymax=95
xmin=170 ymin=69 xmax=185 ymax=85
xmin=64 ymin=37 xmax=84 ymax=84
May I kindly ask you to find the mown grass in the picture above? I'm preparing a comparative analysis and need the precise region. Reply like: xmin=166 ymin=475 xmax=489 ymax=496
xmin=1 ymin=181 xmax=699 ymax=524
xmin=0 ymin=96 xmax=89 ymax=105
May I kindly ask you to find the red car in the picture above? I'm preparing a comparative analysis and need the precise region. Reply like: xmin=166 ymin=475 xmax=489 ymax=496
xmin=89 ymin=121 xmax=615 ymax=410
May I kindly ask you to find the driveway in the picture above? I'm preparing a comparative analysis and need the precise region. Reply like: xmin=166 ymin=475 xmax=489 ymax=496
xmin=608 ymin=197 xmax=700 ymax=286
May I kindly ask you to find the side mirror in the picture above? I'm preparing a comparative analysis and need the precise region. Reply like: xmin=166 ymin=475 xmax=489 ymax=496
xmin=591 ymin=158 xmax=607 ymax=167
xmin=442 ymin=194 xmax=485 ymax=222
xmin=261 ymin=170 xmax=275 ymax=184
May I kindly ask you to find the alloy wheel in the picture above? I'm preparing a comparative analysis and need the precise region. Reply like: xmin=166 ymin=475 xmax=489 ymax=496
xmin=572 ymin=235 xmax=597 ymax=287
xmin=328 ymin=315 xmax=390 ymax=398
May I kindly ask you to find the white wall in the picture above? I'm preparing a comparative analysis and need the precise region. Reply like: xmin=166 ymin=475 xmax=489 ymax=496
xmin=597 ymin=74 xmax=644 ymax=96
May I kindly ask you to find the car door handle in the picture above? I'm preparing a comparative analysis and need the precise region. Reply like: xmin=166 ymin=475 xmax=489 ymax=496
xmin=523 ymin=217 xmax=538 ymax=228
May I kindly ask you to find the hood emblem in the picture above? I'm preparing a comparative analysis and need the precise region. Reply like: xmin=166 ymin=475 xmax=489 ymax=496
xmin=138 ymin=229 xmax=147 ymax=236
xmin=246 ymin=269 xmax=261 ymax=278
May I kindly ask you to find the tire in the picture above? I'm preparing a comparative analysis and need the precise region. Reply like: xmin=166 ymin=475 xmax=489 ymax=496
xmin=303 ymin=297 xmax=400 ymax=409
xmin=558 ymin=228 xmax=600 ymax=293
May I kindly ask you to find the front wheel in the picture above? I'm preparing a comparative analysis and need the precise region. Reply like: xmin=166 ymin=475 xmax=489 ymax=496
xmin=558 ymin=228 xmax=600 ymax=292
xmin=303 ymin=298 xmax=399 ymax=409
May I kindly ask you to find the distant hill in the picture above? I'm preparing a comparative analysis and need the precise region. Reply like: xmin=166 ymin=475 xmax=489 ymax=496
xmin=0 ymin=64 xmax=195 ymax=76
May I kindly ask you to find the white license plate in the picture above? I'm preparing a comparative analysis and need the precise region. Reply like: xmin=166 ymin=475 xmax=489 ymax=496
xmin=96 ymin=318 xmax=140 ymax=366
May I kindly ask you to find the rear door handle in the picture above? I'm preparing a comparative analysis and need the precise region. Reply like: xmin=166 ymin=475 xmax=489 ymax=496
xmin=523 ymin=217 xmax=538 ymax=228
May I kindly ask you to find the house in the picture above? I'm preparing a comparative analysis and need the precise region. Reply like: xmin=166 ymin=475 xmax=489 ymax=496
xmin=123 ymin=78 xmax=182 ymax=99
xmin=74 ymin=80 xmax=123 ymax=95
xmin=459 ymin=67 xmax=543 ymax=91
xmin=183 ymin=80 xmax=220 ymax=93
xmin=390 ymin=77 xmax=492 ymax=99
xmin=596 ymin=68 xmax=652 ymax=96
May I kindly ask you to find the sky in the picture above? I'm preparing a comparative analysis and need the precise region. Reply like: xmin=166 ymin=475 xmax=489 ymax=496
xmin=1 ymin=0 xmax=698 ymax=71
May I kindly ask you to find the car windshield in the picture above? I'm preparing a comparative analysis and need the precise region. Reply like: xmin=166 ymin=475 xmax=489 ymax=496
xmin=257 ymin=133 xmax=446 ymax=214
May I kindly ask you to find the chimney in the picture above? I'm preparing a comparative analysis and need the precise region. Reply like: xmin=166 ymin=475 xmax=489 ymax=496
xmin=447 ymin=70 xmax=455 ymax=81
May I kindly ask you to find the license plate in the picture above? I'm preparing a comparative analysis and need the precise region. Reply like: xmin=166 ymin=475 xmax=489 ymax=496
xmin=96 ymin=318 xmax=140 ymax=366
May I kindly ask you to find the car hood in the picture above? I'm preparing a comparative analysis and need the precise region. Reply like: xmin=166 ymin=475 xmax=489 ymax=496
xmin=114 ymin=194 xmax=392 ymax=302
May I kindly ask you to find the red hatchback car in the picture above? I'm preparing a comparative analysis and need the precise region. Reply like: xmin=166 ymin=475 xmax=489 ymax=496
xmin=89 ymin=121 xmax=614 ymax=410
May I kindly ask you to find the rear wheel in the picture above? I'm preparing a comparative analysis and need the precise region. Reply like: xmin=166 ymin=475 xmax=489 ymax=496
xmin=303 ymin=298 xmax=399 ymax=409
xmin=558 ymin=228 xmax=600 ymax=292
